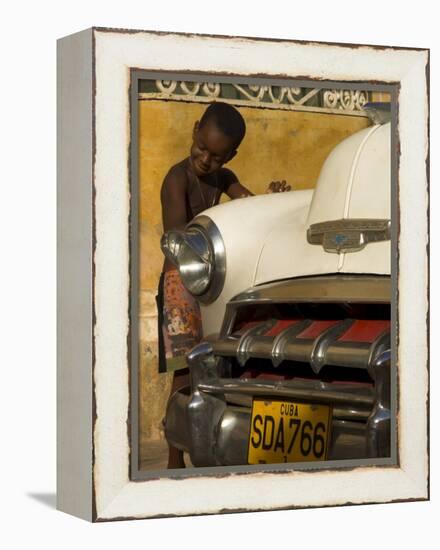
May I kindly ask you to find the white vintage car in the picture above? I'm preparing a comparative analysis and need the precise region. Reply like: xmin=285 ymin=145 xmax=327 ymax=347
xmin=162 ymin=105 xmax=391 ymax=467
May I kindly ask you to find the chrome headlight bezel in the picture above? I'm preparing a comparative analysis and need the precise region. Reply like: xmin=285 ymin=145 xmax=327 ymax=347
xmin=161 ymin=215 xmax=226 ymax=304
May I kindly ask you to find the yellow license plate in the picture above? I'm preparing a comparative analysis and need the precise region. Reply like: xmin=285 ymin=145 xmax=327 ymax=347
xmin=248 ymin=399 xmax=332 ymax=464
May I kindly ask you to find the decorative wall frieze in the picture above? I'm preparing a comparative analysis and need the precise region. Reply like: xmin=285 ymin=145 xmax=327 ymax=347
xmin=139 ymin=80 xmax=372 ymax=116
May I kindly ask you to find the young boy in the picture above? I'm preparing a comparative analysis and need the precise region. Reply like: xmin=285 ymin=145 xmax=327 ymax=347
xmin=158 ymin=101 xmax=290 ymax=468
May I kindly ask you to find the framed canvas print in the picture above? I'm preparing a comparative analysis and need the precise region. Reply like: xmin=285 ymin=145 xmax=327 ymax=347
xmin=57 ymin=27 xmax=429 ymax=521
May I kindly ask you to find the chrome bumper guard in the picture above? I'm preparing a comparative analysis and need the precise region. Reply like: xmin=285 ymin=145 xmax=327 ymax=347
xmin=164 ymin=342 xmax=391 ymax=467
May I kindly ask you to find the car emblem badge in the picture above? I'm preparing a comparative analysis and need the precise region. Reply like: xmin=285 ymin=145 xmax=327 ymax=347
xmin=307 ymin=218 xmax=391 ymax=254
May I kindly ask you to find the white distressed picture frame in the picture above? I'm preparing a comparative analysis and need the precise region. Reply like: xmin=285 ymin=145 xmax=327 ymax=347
xmin=57 ymin=27 xmax=429 ymax=522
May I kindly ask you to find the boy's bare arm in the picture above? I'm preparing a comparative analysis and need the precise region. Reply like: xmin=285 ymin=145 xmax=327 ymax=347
xmin=160 ymin=168 xmax=189 ymax=271
xmin=226 ymin=179 xmax=291 ymax=198
xmin=160 ymin=168 xmax=188 ymax=232
xmin=225 ymin=181 xmax=254 ymax=199
xmin=222 ymin=167 xmax=291 ymax=198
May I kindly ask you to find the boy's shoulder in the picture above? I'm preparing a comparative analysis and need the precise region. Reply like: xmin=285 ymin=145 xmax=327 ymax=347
xmin=217 ymin=166 xmax=239 ymax=190
xmin=165 ymin=159 xmax=190 ymax=181
xmin=161 ymin=159 xmax=190 ymax=193
xmin=218 ymin=166 xmax=238 ymax=179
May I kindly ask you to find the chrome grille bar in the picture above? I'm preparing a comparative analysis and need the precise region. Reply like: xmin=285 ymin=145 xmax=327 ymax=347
xmin=198 ymin=379 xmax=375 ymax=407
xmin=212 ymin=318 xmax=390 ymax=371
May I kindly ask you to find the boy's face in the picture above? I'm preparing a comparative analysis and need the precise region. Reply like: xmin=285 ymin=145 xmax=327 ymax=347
xmin=190 ymin=120 xmax=237 ymax=177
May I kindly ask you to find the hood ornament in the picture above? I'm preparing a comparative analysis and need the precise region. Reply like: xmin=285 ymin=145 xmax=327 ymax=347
xmin=307 ymin=218 xmax=391 ymax=254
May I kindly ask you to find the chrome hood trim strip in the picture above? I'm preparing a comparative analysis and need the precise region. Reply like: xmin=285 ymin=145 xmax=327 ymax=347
xmin=230 ymin=275 xmax=391 ymax=305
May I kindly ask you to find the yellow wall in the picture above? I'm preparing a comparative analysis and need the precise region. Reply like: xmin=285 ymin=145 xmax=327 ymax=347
xmin=371 ymin=92 xmax=391 ymax=103
xmin=137 ymin=99 xmax=371 ymax=460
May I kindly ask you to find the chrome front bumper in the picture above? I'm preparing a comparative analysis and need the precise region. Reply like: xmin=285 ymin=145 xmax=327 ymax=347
xmin=164 ymin=342 xmax=391 ymax=467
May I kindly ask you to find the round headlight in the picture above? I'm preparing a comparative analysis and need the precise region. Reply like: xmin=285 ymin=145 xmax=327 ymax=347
xmin=175 ymin=227 xmax=212 ymax=295
xmin=161 ymin=216 xmax=225 ymax=304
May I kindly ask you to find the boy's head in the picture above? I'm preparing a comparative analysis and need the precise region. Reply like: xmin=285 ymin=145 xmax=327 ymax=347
xmin=190 ymin=102 xmax=246 ymax=177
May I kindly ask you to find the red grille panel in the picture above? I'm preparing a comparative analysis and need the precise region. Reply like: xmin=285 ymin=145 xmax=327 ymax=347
xmin=263 ymin=319 xmax=301 ymax=337
xmin=232 ymin=321 xmax=261 ymax=335
xmin=296 ymin=320 xmax=340 ymax=340
xmin=338 ymin=320 xmax=390 ymax=343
